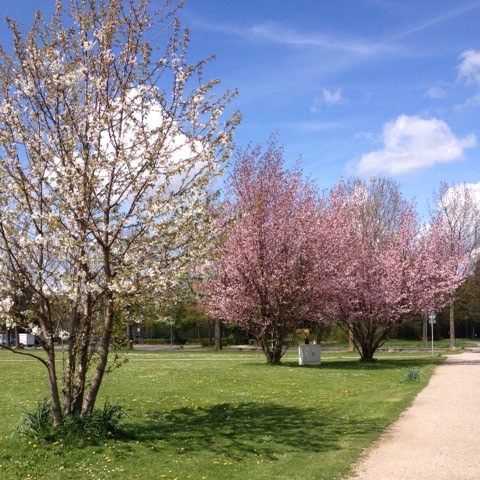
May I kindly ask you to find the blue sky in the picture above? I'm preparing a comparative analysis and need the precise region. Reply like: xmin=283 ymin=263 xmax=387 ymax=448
xmin=2 ymin=1 xmax=480 ymax=219
xmin=178 ymin=0 xmax=480 ymax=218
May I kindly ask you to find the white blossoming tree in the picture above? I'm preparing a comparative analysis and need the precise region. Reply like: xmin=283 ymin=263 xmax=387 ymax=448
xmin=432 ymin=182 xmax=480 ymax=349
xmin=0 ymin=0 xmax=239 ymax=427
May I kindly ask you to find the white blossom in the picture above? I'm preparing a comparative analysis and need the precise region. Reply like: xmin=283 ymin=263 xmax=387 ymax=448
xmin=5 ymin=318 xmax=16 ymax=329
xmin=58 ymin=330 xmax=70 ymax=341
xmin=0 ymin=296 xmax=14 ymax=314
xmin=30 ymin=325 xmax=41 ymax=336
xmin=82 ymin=40 xmax=95 ymax=52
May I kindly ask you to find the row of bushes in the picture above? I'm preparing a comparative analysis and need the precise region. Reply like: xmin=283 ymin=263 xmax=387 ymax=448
xmin=134 ymin=328 xmax=351 ymax=347
xmin=135 ymin=336 xmax=244 ymax=347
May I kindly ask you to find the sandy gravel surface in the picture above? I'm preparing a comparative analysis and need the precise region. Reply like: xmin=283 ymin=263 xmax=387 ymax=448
xmin=346 ymin=349 xmax=480 ymax=480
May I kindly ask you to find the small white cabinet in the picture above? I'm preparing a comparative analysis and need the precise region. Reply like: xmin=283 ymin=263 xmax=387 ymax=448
xmin=298 ymin=344 xmax=321 ymax=365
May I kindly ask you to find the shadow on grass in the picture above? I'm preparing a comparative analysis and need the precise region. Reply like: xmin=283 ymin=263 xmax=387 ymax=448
xmin=121 ymin=401 xmax=383 ymax=461
xmin=278 ymin=356 xmax=444 ymax=370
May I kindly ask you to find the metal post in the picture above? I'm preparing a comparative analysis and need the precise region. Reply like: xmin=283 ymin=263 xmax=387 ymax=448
xmin=431 ymin=320 xmax=434 ymax=356
xmin=429 ymin=314 xmax=436 ymax=357
xmin=423 ymin=318 xmax=428 ymax=351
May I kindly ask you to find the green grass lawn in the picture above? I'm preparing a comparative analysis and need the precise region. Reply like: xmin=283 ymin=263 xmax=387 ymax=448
xmin=0 ymin=348 xmax=444 ymax=480
xmin=319 ymin=338 xmax=479 ymax=350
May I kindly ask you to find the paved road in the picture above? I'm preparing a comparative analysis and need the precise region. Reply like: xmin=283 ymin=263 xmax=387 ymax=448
xmin=346 ymin=349 xmax=480 ymax=480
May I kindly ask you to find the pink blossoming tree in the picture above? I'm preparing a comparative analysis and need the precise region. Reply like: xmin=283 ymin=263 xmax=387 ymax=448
xmin=202 ymin=139 xmax=322 ymax=363
xmin=320 ymin=178 xmax=463 ymax=361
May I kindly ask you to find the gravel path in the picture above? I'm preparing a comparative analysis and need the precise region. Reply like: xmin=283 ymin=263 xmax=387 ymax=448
xmin=346 ymin=349 xmax=480 ymax=480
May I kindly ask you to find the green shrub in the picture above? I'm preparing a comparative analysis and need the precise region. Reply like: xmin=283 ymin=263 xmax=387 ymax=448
xmin=20 ymin=400 xmax=125 ymax=444
xmin=139 ymin=338 xmax=169 ymax=345
xmin=321 ymin=325 xmax=349 ymax=343
xmin=84 ymin=401 xmax=125 ymax=438
xmin=222 ymin=334 xmax=235 ymax=346
xmin=185 ymin=336 xmax=240 ymax=347
xmin=404 ymin=367 xmax=421 ymax=382
xmin=20 ymin=399 xmax=54 ymax=442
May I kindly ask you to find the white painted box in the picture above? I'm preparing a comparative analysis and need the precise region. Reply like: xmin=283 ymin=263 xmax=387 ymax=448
xmin=298 ymin=344 xmax=321 ymax=365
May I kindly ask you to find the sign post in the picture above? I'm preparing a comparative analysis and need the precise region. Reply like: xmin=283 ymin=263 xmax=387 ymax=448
xmin=429 ymin=314 xmax=436 ymax=356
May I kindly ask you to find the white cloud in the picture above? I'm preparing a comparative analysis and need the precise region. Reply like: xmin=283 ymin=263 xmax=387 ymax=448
xmin=438 ymin=184 xmax=480 ymax=262
xmin=465 ymin=181 xmax=480 ymax=199
xmin=425 ymin=85 xmax=447 ymax=99
xmin=462 ymin=92 xmax=480 ymax=108
xmin=249 ymin=22 xmax=392 ymax=56
xmin=322 ymin=88 xmax=344 ymax=104
xmin=457 ymin=50 xmax=480 ymax=85
xmin=46 ymin=87 xmax=206 ymax=205
xmin=352 ymin=115 xmax=477 ymax=176
xmin=311 ymin=88 xmax=345 ymax=112
xmin=440 ymin=183 xmax=480 ymax=210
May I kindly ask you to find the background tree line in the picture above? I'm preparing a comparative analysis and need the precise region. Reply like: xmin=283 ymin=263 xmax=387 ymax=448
xmin=201 ymin=139 xmax=479 ymax=362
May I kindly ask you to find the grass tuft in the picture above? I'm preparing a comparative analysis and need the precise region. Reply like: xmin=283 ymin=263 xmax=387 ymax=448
xmin=403 ymin=367 xmax=421 ymax=382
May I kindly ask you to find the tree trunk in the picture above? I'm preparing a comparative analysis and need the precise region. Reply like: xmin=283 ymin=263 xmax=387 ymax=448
xmin=449 ymin=301 xmax=456 ymax=350
xmin=13 ymin=325 xmax=20 ymax=349
xmin=359 ymin=342 xmax=376 ymax=361
xmin=126 ymin=322 xmax=134 ymax=350
xmin=265 ymin=347 xmax=283 ymax=364
xmin=45 ymin=344 xmax=63 ymax=427
xmin=214 ymin=318 xmax=222 ymax=350
xmin=63 ymin=307 xmax=80 ymax=415
xmin=348 ymin=329 xmax=355 ymax=352
xmin=81 ymin=291 xmax=114 ymax=418
xmin=71 ymin=313 xmax=93 ymax=414
xmin=260 ymin=334 xmax=283 ymax=364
